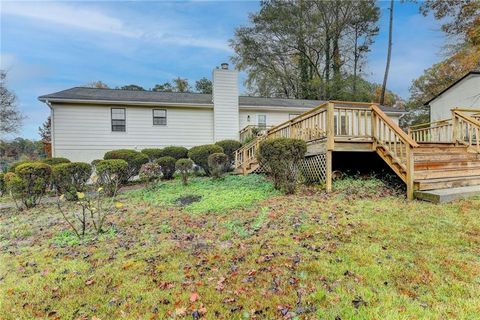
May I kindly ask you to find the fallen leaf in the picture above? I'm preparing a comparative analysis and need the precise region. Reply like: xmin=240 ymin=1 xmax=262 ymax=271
xmin=190 ymin=292 xmax=199 ymax=302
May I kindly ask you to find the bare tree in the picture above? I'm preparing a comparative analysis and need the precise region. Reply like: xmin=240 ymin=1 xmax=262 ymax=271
xmin=0 ymin=70 xmax=24 ymax=135
xmin=380 ymin=0 xmax=394 ymax=105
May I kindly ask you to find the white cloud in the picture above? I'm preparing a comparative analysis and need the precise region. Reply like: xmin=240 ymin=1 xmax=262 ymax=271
xmin=1 ymin=1 xmax=231 ymax=51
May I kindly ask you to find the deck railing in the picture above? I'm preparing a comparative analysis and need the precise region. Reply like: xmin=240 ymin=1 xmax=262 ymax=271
xmin=452 ymin=109 xmax=480 ymax=152
xmin=239 ymin=125 xmax=273 ymax=143
xmin=408 ymin=119 xmax=453 ymax=143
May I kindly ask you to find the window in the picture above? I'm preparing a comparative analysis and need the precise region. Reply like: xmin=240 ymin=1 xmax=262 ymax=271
xmin=111 ymin=108 xmax=126 ymax=132
xmin=257 ymin=115 xmax=267 ymax=129
xmin=153 ymin=109 xmax=167 ymax=125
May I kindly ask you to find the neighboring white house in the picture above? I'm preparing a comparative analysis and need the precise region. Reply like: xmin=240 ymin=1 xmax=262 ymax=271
xmin=39 ymin=63 xmax=405 ymax=163
xmin=426 ymin=71 xmax=480 ymax=122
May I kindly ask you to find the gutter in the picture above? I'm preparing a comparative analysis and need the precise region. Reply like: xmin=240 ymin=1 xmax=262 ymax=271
xmin=38 ymin=97 xmax=214 ymax=108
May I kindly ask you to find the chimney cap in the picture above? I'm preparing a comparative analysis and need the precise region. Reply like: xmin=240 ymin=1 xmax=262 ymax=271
xmin=220 ymin=63 xmax=229 ymax=70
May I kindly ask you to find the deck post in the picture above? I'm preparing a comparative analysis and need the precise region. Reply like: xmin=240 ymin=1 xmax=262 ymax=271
xmin=325 ymin=102 xmax=335 ymax=192
xmin=406 ymin=146 xmax=414 ymax=200
xmin=451 ymin=109 xmax=458 ymax=145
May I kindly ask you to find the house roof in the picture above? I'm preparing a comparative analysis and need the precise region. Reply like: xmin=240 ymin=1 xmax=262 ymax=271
xmin=38 ymin=87 xmax=404 ymax=113
xmin=424 ymin=70 xmax=480 ymax=106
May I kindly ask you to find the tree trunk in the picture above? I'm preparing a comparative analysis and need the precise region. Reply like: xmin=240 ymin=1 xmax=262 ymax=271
xmin=353 ymin=25 xmax=359 ymax=99
xmin=380 ymin=0 xmax=394 ymax=105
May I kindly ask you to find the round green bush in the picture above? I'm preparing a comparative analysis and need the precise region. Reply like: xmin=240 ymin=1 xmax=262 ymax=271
xmin=156 ymin=156 xmax=176 ymax=180
xmin=8 ymin=160 xmax=32 ymax=173
xmin=52 ymin=162 xmax=92 ymax=200
xmin=208 ymin=153 xmax=229 ymax=178
xmin=175 ymin=158 xmax=194 ymax=185
xmin=258 ymin=138 xmax=307 ymax=194
xmin=104 ymin=149 xmax=149 ymax=181
xmin=41 ymin=157 xmax=71 ymax=166
xmin=9 ymin=162 xmax=52 ymax=208
xmin=139 ymin=162 xmax=161 ymax=188
xmin=188 ymin=144 xmax=223 ymax=176
xmin=95 ymin=159 xmax=128 ymax=196
xmin=159 ymin=146 xmax=188 ymax=160
xmin=215 ymin=140 xmax=242 ymax=163
xmin=141 ymin=148 xmax=164 ymax=161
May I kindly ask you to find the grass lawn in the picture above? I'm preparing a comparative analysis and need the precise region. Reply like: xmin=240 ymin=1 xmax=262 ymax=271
xmin=0 ymin=174 xmax=479 ymax=319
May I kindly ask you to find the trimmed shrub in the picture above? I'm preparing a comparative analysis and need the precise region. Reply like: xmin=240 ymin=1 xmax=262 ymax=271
xmin=41 ymin=157 xmax=71 ymax=166
xmin=258 ymin=138 xmax=307 ymax=194
xmin=215 ymin=140 xmax=242 ymax=165
xmin=52 ymin=162 xmax=92 ymax=200
xmin=141 ymin=148 xmax=163 ymax=162
xmin=208 ymin=153 xmax=229 ymax=179
xmin=175 ymin=158 xmax=194 ymax=185
xmin=91 ymin=159 xmax=102 ymax=167
xmin=95 ymin=159 xmax=128 ymax=197
xmin=104 ymin=149 xmax=149 ymax=181
xmin=6 ymin=162 xmax=52 ymax=208
xmin=188 ymin=144 xmax=223 ymax=176
xmin=139 ymin=162 xmax=161 ymax=188
xmin=159 ymin=146 xmax=188 ymax=160
xmin=156 ymin=156 xmax=176 ymax=180
xmin=8 ymin=160 xmax=32 ymax=173
xmin=0 ymin=172 xmax=5 ymax=196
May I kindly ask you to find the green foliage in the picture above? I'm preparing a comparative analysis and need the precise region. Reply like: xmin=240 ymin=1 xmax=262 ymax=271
xmin=41 ymin=157 xmax=70 ymax=166
xmin=208 ymin=153 xmax=229 ymax=179
xmin=52 ymin=162 xmax=92 ymax=200
xmin=141 ymin=148 xmax=164 ymax=162
xmin=195 ymin=77 xmax=213 ymax=94
xmin=159 ymin=146 xmax=188 ymax=160
xmin=156 ymin=156 xmax=176 ymax=180
xmin=175 ymin=158 xmax=194 ymax=185
xmin=95 ymin=159 xmax=128 ymax=197
xmin=0 ymin=172 xmax=5 ymax=196
xmin=130 ymin=174 xmax=278 ymax=214
xmin=258 ymin=138 xmax=307 ymax=194
xmin=215 ymin=140 xmax=242 ymax=164
xmin=139 ymin=162 xmax=161 ymax=189
xmin=8 ymin=160 xmax=32 ymax=173
xmin=6 ymin=162 xmax=52 ymax=209
xmin=188 ymin=144 xmax=223 ymax=175
xmin=91 ymin=159 xmax=102 ymax=168
xmin=104 ymin=149 xmax=149 ymax=181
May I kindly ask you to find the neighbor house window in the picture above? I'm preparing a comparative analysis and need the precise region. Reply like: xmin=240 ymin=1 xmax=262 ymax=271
xmin=257 ymin=115 xmax=267 ymax=129
xmin=153 ymin=109 xmax=167 ymax=125
xmin=111 ymin=108 xmax=126 ymax=132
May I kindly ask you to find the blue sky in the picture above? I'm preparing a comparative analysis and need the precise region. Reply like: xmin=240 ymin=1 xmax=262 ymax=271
xmin=1 ymin=1 xmax=445 ymax=139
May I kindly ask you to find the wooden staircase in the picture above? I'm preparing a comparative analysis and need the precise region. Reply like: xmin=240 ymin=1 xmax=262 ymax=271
xmin=234 ymin=101 xmax=480 ymax=200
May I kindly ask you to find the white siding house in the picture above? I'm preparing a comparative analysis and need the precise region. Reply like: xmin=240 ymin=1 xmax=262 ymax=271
xmin=39 ymin=63 xmax=404 ymax=163
xmin=427 ymin=71 xmax=480 ymax=122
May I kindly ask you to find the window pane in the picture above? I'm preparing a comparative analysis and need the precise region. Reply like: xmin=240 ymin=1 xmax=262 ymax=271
xmin=258 ymin=115 xmax=266 ymax=128
xmin=153 ymin=109 xmax=167 ymax=125
xmin=153 ymin=109 xmax=166 ymax=117
xmin=112 ymin=108 xmax=125 ymax=120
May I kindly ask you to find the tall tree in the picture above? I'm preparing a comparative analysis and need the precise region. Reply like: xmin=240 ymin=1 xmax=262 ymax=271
xmin=152 ymin=82 xmax=173 ymax=92
xmin=380 ymin=0 xmax=394 ymax=105
xmin=38 ymin=116 xmax=51 ymax=142
xmin=0 ymin=70 xmax=24 ymax=135
xmin=173 ymin=77 xmax=190 ymax=93
xmin=120 ymin=84 xmax=145 ymax=91
xmin=195 ymin=77 xmax=213 ymax=94
xmin=85 ymin=81 xmax=109 ymax=89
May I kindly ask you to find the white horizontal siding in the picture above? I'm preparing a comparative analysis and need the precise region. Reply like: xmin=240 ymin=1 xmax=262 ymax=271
xmin=239 ymin=110 xmax=299 ymax=129
xmin=52 ymin=104 xmax=214 ymax=162
xmin=213 ymin=69 xmax=239 ymax=141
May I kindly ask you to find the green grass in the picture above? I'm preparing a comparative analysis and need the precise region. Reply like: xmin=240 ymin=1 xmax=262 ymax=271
xmin=126 ymin=174 xmax=280 ymax=214
xmin=0 ymin=175 xmax=479 ymax=319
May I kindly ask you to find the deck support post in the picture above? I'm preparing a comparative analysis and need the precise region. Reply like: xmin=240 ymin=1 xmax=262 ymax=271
xmin=452 ymin=109 xmax=459 ymax=145
xmin=325 ymin=102 xmax=335 ymax=192
xmin=406 ymin=146 xmax=414 ymax=200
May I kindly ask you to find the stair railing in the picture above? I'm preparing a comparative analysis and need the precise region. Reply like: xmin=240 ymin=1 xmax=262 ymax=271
xmin=452 ymin=109 xmax=480 ymax=152
xmin=408 ymin=119 xmax=453 ymax=143
xmin=371 ymin=104 xmax=418 ymax=199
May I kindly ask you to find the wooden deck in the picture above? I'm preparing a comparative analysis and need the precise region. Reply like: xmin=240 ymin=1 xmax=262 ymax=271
xmin=234 ymin=101 xmax=480 ymax=200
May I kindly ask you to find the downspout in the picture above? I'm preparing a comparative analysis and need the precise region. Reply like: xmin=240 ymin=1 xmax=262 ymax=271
xmin=45 ymin=100 xmax=55 ymax=157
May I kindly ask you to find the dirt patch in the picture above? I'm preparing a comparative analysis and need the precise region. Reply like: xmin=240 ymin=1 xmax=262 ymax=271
xmin=175 ymin=195 xmax=202 ymax=206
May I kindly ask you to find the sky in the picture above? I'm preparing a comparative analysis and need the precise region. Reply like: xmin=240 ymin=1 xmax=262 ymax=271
xmin=1 ymin=0 xmax=445 ymax=139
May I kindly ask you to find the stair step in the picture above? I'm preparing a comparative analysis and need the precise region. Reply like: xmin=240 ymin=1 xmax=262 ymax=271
xmin=415 ymin=160 xmax=480 ymax=170
xmin=415 ymin=167 xmax=480 ymax=179
xmin=416 ymin=143 xmax=457 ymax=148
xmin=415 ymin=175 xmax=480 ymax=191
xmin=415 ymin=185 xmax=480 ymax=203
xmin=414 ymin=153 xmax=479 ymax=162
xmin=414 ymin=147 xmax=468 ymax=153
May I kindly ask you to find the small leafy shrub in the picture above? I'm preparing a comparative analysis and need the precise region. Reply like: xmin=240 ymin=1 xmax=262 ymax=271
xmin=175 ymin=158 xmax=194 ymax=185
xmin=91 ymin=159 xmax=102 ymax=168
xmin=52 ymin=162 xmax=92 ymax=200
xmin=208 ymin=153 xmax=229 ymax=179
xmin=41 ymin=157 xmax=71 ymax=166
xmin=141 ymin=148 xmax=163 ymax=162
xmin=56 ymin=190 xmax=123 ymax=239
xmin=156 ymin=156 xmax=176 ymax=180
xmin=104 ymin=149 xmax=148 ymax=181
xmin=258 ymin=138 xmax=307 ymax=194
xmin=159 ymin=146 xmax=188 ymax=160
xmin=188 ymin=144 xmax=223 ymax=176
xmin=6 ymin=162 xmax=52 ymax=209
xmin=0 ymin=172 xmax=5 ymax=196
xmin=95 ymin=159 xmax=128 ymax=197
xmin=8 ymin=160 xmax=32 ymax=173
xmin=215 ymin=140 xmax=242 ymax=165
xmin=139 ymin=162 xmax=161 ymax=188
